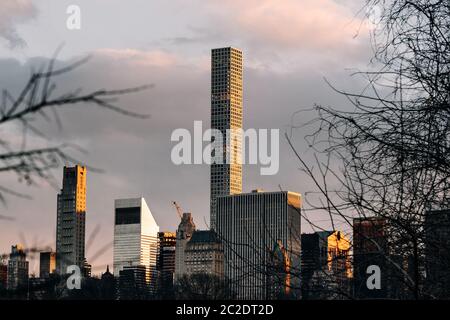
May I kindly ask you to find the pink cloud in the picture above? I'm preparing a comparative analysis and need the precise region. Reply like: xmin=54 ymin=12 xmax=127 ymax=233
xmin=95 ymin=48 xmax=179 ymax=67
xmin=204 ymin=0 xmax=367 ymax=51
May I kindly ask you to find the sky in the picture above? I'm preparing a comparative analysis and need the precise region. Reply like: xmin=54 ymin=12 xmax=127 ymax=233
xmin=0 ymin=0 xmax=377 ymax=275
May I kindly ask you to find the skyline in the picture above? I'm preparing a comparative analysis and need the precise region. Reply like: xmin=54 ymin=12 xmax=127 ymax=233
xmin=0 ymin=0 xmax=375 ymax=275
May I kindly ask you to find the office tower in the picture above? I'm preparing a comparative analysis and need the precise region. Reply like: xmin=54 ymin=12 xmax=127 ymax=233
xmin=216 ymin=190 xmax=302 ymax=299
xmin=56 ymin=165 xmax=87 ymax=275
xmin=7 ymin=245 xmax=29 ymax=291
xmin=425 ymin=208 xmax=450 ymax=298
xmin=156 ymin=231 xmax=176 ymax=296
xmin=301 ymin=231 xmax=351 ymax=299
xmin=353 ymin=217 xmax=388 ymax=299
xmin=174 ymin=212 xmax=196 ymax=280
xmin=210 ymin=47 xmax=243 ymax=230
xmin=185 ymin=230 xmax=224 ymax=277
xmin=118 ymin=265 xmax=148 ymax=300
xmin=113 ymin=197 xmax=159 ymax=293
xmin=39 ymin=251 xmax=56 ymax=278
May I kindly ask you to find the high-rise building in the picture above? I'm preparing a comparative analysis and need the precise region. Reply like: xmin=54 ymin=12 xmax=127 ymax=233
xmin=39 ymin=251 xmax=56 ymax=278
xmin=216 ymin=190 xmax=302 ymax=299
xmin=424 ymin=208 xmax=450 ymax=298
xmin=113 ymin=197 xmax=159 ymax=293
xmin=301 ymin=231 xmax=351 ymax=299
xmin=174 ymin=212 xmax=196 ymax=281
xmin=56 ymin=165 xmax=87 ymax=275
xmin=7 ymin=244 xmax=29 ymax=291
xmin=185 ymin=230 xmax=223 ymax=277
xmin=156 ymin=231 xmax=176 ymax=296
xmin=353 ymin=217 xmax=388 ymax=299
xmin=210 ymin=47 xmax=243 ymax=230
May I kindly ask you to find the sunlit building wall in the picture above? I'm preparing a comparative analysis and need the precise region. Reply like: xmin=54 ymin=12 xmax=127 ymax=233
xmin=216 ymin=190 xmax=302 ymax=299
xmin=113 ymin=197 xmax=159 ymax=291
xmin=210 ymin=47 xmax=243 ymax=230
xmin=56 ymin=165 xmax=87 ymax=275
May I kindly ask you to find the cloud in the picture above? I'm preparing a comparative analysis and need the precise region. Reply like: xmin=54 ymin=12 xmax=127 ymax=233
xmin=168 ymin=0 xmax=368 ymax=54
xmin=0 ymin=0 xmax=37 ymax=49
xmin=95 ymin=48 xmax=179 ymax=67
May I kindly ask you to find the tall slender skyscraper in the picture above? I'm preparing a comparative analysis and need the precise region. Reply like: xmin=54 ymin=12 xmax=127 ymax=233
xmin=210 ymin=47 xmax=243 ymax=229
xmin=56 ymin=165 xmax=86 ymax=275
xmin=113 ymin=198 xmax=159 ymax=292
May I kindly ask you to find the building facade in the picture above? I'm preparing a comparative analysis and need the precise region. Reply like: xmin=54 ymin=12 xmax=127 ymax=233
xmin=157 ymin=231 xmax=176 ymax=296
xmin=353 ymin=217 xmax=388 ymax=299
xmin=174 ymin=212 xmax=196 ymax=280
xmin=39 ymin=251 xmax=56 ymax=278
xmin=185 ymin=230 xmax=224 ymax=277
xmin=301 ymin=231 xmax=351 ymax=299
xmin=56 ymin=165 xmax=87 ymax=275
xmin=113 ymin=197 xmax=159 ymax=292
xmin=216 ymin=190 xmax=302 ymax=299
xmin=7 ymin=245 xmax=29 ymax=291
xmin=210 ymin=47 xmax=243 ymax=230
xmin=425 ymin=208 xmax=450 ymax=298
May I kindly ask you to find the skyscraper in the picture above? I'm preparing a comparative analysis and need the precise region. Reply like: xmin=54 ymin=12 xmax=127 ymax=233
xmin=113 ymin=197 xmax=159 ymax=292
xmin=39 ymin=251 xmax=56 ymax=278
xmin=174 ymin=212 xmax=196 ymax=280
xmin=210 ymin=47 xmax=243 ymax=230
xmin=7 ymin=244 xmax=29 ymax=291
xmin=216 ymin=190 xmax=302 ymax=299
xmin=156 ymin=231 xmax=176 ymax=296
xmin=56 ymin=165 xmax=87 ymax=275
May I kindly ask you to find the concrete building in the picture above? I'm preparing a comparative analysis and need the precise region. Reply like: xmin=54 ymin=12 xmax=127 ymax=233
xmin=113 ymin=197 xmax=159 ymax=292
xmin=174 ymin=212 xmax=196 ymax=280
xmin=185 ymin=230 xmax=223 ymax=277
xmin=7 ymin=244 xmax=29 ymax=291
xmin=39 ymin=251 xmax=56 ymax=278
xmin=56 ymin=165 xmax=87 ymax=275
xmin=216 ymin=190 xmax=302 ymax=299
xmin=210 ymin=47 xmax=243 ymax=229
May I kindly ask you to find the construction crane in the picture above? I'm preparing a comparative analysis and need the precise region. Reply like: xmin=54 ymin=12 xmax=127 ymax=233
xmin=172 ymin=201 xmax=183 ymax=220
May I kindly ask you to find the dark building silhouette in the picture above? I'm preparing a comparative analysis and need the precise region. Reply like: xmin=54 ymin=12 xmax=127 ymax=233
xmin=100 ymin=265 xmax=116 ymax=300
xmin=118 ymin=265 xmax=148 ymax=300
xmin=157 ymin=231 xmax=176 ymax=298
xmin=0 ymin=263 xmax=6 ymax=290
xmin=39 ymin=251 xmax=56 ymax=278
xmin=425 ymin=208 xmax=450 ymax=298
xmin=353 ymin=217 xmax=388 ymax=299
xmin=7 ymin=244 xmax=29 ymax=292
